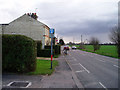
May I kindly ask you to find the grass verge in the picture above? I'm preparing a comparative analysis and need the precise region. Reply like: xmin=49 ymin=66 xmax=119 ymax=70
xmin=27 ymin=59 xmax=58 ymax=75
xmin=78 ymin=45 xmax=119 ymax=58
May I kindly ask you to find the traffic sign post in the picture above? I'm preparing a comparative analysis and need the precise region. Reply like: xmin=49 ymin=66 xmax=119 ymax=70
xmin=51 ymin=37 xmax=53 ymax=69
xmin=49 ymin=28 xmax=55 ymax=69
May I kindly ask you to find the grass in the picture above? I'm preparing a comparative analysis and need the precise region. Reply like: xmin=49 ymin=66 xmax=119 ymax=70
xmin=28 ymin=59 xmax=58 ymax=75
xmin=54 ymin=54 xmax=60 ymax=58
xmin=74 ymin=45 xmax=118 ymax=58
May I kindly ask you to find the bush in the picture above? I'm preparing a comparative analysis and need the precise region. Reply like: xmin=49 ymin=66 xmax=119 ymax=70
xmin=2 ymin=34 xmax=37 ymax=73
xmin=36 ymin=40 xmax=42 ymax=56
xmin=37 ymin=49 xmax=54 ymax=57
xmin=54 ymin=45 xmax=61 ymax=55
xmin=45 ymin=45 xmax=61 ymax=55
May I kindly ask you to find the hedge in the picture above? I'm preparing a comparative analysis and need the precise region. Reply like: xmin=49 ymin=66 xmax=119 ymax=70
xmin=2 ymin=34 xmax=37 ymax=73
xmin=45 ymin=45 xmax=61 ymax=55
xmin=37 ymin=49 xmax=54 ymax=57
xmin=36 ymin=40 xmax=42 ymax=56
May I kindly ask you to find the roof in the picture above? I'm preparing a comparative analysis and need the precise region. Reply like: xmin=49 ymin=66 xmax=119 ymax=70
xmin=9 ymin=13 xmax=47 ymax=27
xmin=0 ymin=24 xmax=9 ymax=25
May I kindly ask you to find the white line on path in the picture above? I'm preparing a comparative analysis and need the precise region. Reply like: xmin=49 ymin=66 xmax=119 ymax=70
xmin=99 ymin=82 xmax=107 ymax=89
xmin=113 ymin=65 xmax=120 ymax=68
xmin=79 ymin=63 xmax=90 ymax=73
xmin=76 ymin=70 xmax=85 ymax=73
xmin=71 ymin=64 xmax=79 ymax=65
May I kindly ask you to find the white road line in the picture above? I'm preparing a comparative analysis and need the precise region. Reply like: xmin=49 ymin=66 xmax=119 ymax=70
xmin=69 ymin=60 xmax=75 ymax=62
xmin=76 ymin=70 xmax=85 ymax=73
xmin=79 ymin=63 xmax=90 ymax=73
xmin=113 ymin=65 xmax=120 ymax=68
xmin=99 ymin=82 xmax=107 ymax=89
xmin=96 ymin=59 xmax=105 ymax=62
xmin=72 ymin=64 xmax=79 ymax=65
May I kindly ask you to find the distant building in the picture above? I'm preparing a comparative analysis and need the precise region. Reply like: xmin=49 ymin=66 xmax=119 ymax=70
xmin=0 ymin=13 xmax=51 ymax=49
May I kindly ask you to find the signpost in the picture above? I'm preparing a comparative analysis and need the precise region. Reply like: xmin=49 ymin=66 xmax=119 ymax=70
xmin=49 ymin=28 xmax=55 ymax=69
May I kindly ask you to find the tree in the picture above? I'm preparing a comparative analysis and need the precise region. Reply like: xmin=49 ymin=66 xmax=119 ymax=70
xmin=109 ymin=26 xmax=120 ymax=57
xmin=89 ymin=37 xmax=100 ymax=52
xmin=59 ymin=39 xmax=65 ymax=45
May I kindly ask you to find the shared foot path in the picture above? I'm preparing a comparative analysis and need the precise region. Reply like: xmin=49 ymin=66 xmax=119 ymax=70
xmin=2 ymin=51 xmax=83 ymax=88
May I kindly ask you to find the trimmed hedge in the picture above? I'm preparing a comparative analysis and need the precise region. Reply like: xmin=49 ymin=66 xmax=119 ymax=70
xmin=36 ymin=40 xmax=42 ymax=56
xmin=37 ymin=49 xmax=54 ymax=57
xmin=2 ymin=34 xmax=37 ymax=73
xmin=45 ymin=45 xmax=61 ymax=55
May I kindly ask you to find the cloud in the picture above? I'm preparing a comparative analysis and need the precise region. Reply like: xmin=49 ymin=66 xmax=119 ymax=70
xmin=0 ymin=0 xmax=119 ymax=43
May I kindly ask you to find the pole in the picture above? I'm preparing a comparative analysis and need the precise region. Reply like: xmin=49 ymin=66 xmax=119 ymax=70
xmin=51 ymin=37 xmax=53 ymax=69
xmin=81 ymin=35 xmax=82 ymax=44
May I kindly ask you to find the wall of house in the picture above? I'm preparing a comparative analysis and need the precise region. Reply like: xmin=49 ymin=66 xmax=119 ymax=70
xmin=3 ymin=14 xmax=46 ymax=49
xmin=44 ymin=26 xmax=50 ymax=45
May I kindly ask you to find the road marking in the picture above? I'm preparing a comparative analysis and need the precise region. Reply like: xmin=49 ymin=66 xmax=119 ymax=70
xmin=99 ymin=82 xmax=107 ymax=89
xmin=71 ymin=64 xmax=79 ymax=65
xmin=76 ymin=70 xmax=85 ymax=73
xmin=7 ymin=81 xmax=32 ymax=88
xmin=96 ymin=59 xmax=105 ymax=62
xmin=113 ymin=65 xmax=120 ymax=68
xmin=99 ymin=59 xmax=105 ymax=62
xmin=69 ymin=60 xmax=75 ymax=62
xmin=79 ymin=63 xmax=90 ymax=73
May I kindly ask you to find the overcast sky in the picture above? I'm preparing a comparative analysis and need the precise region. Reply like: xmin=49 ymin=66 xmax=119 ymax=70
xmin=0 ymin=0 xmax=119 ymax=43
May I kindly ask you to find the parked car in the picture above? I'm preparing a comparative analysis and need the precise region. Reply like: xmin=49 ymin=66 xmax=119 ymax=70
xmin=72 ymin=46 xmax=77 ymax=50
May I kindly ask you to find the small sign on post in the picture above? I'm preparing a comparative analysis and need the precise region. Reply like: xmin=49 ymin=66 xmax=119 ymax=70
xmin=50 ymin=28 xmax=54 ymax=34
xmin=49 ymin=28 xmax=55 ymax=69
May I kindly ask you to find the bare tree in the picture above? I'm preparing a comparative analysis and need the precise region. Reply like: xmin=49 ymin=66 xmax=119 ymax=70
xmin=90 ymin=37 xmax=100 ymax=52
xmin=110 ymin=26 xmax=120 ymax=57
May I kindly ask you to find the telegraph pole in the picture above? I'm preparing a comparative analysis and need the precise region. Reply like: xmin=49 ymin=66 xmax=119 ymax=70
xmin=81 ymin=35 xmax=83 ymax=44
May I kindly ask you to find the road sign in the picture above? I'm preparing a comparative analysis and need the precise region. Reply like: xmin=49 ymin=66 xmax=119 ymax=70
xmin=49 ymin=28 xmax=54 ymax=34
xmin=49 ymin=33 xmax=54 ymax=38
xmin=49 ymin=28 xmax=55 ymax=69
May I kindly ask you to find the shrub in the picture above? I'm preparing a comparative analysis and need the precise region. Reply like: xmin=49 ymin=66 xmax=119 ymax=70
xmin=36 ymin=40 xmax=42 ymax=56
xmin=45 ymin=45 xmax=61 ymax=55
xmin=37 ymin=49 xmax=54 ymax=57
xmin=54 ymin=45 xmax=61 ymax=55
xmin=2 ymin=34 xmax=37 ymax=73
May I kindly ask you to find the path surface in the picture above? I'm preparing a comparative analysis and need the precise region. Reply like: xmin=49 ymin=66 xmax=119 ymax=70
xmin=39 ymin=55 xmax=78 ymax=88
xmin=65 ymin=49 xmax=119 ymax=88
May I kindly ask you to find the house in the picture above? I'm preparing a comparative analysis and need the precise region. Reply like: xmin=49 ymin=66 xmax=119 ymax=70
xmin=0 ymin=13 xmax=51 ymax=49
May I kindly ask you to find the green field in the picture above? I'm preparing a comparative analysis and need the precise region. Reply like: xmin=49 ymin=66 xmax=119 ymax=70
xmin=28 ymin=59 xmax=58 ymax=75
xmin=75 ymin=45 xmax=118 ymax=58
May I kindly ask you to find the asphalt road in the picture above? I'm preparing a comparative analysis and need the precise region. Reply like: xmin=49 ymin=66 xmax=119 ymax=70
xmin=65 ymin=49 xmax=119 ymax=89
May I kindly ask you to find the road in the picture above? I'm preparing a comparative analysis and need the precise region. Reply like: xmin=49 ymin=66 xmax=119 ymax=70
xmin=65 ymin=49 xmax=119 ymax=88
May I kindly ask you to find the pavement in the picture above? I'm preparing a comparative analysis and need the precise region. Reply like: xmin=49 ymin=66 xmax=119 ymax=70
xmin=2 ymin=51 xmax=83 ymax=88
xmin=39 ymin=55 xmax=79 ymax=88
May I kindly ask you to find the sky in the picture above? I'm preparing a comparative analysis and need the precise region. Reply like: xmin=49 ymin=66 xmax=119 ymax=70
xmin=0 ymin=0 xmax=119 ymax=43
